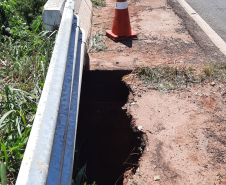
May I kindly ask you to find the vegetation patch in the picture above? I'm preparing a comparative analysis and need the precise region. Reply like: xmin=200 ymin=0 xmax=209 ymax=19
xmin=91 ymin=0 xmax=106 ymax=8
xmin=125 ymin=64 xmax=226 ymax=93
xmin=88 ymin=30 xmax=107 ymax=53
xmin=0 ymin=0 xmax=56 ymax=184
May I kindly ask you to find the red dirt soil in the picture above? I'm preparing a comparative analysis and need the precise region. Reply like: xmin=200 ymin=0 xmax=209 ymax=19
xmin=123 ymin=79 xmax=226 ymax=184
xmin=88 ymin=0 xmax=226 ymax=184
xmin=89 ymin=0 xmax=225 ymax=71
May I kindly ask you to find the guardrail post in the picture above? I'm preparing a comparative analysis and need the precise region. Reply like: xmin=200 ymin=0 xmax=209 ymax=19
xmin=42 ymin=0 xmax=66 ymax=31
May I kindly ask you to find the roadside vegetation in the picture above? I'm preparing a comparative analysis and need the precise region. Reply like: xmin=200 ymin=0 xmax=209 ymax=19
xmin=0 ymin=0 xmax=104 ymax=184
xmin=88 ymin=0 xmax=107 ymax=53
xmin=89 ymin=30 xmax=107 ymax=53
xmin=0 ymin=0 xmax=56 ymax=184
xmin=128 ymin=64 xmax=226 ymax=93
xmin=91 ymin=0 xmax=106 ymax=8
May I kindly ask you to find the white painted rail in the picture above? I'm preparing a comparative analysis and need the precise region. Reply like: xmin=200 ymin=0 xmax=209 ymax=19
xmin=16 ymin=0 xmax=86 ymax=184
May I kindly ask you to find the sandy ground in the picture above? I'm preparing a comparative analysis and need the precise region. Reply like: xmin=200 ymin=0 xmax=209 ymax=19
xmin=88 ymin=0 xmax=225 ymax=71
xmin=88 ymin=0 xmax=226 ymax=184
xmin=123 ymin=79 xmax=226 ymax=184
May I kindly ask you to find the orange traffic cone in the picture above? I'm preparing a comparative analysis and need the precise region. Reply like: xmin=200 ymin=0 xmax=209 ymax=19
xmin=106 ymin=0 xmax=137 ymax=41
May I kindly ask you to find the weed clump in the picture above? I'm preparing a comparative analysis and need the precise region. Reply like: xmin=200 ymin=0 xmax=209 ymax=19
xmin=203 ymin=66 xmax=213 ymax=76
xmin=188 ymin=66 xmax=194 ymax=71
xmin=88 ymin=30 xmax=107 ymax=53
xmin=91 ymin=0 xmax=106 ymax=8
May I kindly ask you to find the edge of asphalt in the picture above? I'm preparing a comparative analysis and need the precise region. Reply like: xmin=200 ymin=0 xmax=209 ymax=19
xmin=167 ymin=0 xmax=226 ymax=63
xmin=178 ymin=0 xmax=226 ymax=56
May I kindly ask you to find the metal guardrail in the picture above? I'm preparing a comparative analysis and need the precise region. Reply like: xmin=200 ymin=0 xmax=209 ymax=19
xmin=16 ymin=0 xmax=86 ymax=184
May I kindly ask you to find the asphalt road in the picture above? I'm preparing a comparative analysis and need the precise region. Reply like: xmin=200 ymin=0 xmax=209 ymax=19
xmin=185 ymin=0 xmax=226 ymax=42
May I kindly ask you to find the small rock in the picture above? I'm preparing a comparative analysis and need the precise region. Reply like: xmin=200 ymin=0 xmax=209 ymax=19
xmin=154 ymin=175 xmax=160 ymax=181
xmin=211 ymin=82 xmax=215 ymax=86
xmin=221 ymin=91 xmax=226 ymax=96
xmin=138 ymin=126 xmax=143 ymax=131
xmin=131 ymin=102 xmax=136 ymax=105
xmin=159 ymin=84 xmax=164 ymax=88
xmin=138 ymin=93 xmax=142 ymax=97
xmin=147 ymin=130 xmax=153 ymax=134
xmin=146 ymin=147 xmax=150 ymax=152
xmin=179 ymin=60 xmax=184 ymax=63
xmin=116 ymin=62 xmax=119 ymax=64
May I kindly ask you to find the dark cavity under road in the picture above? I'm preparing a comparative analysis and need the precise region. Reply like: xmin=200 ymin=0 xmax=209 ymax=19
xmin=73 ymin=71 xmax=144 ymax=185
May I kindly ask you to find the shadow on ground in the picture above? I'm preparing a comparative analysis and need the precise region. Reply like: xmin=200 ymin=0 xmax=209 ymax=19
xmin=73 ymin=70 xmax=142 ymax=185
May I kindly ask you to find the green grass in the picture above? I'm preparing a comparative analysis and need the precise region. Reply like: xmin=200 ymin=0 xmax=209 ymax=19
xmin=203 ymin=66 xmax=213 ymax=76
xmin=0 ymin=0 xmax=101 ymax=183
xmin=0 ymin=0 xmax=56 ymax=183
xmin=0 ymin=0 xmax=96 ymax=184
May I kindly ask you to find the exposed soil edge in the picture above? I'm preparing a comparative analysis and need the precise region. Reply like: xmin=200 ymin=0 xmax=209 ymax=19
xmin=122 ymin=79 xmax=148 ymax=180
xmin=122 ymin=71 xmax=226 ymax=184
xmin=167 ymin=0 xmax=226 ymax=64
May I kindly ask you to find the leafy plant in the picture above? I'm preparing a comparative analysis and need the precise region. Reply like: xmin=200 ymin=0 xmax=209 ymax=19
xmin=14 ymin=0 xmax=46 ymax=25
xmin=0 ymin=162 xmax=7 ymax=185
xmin=0 ymin=1 xmax=11 ymax=37
xmin=0 ymin=85 xmax=37 ymax=179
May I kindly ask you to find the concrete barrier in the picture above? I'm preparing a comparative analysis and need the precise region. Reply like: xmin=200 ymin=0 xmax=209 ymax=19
xmin=77 ymin=0 xmax=92 ymax=49
xmin=16 ymin=0 xmax=76 ymax=184
xmin=17 ymin=0 xmax=92 ymax=183
xmin=43 ymin=0 xmax=92 ymax=69
xmin=42 ymin=0 xmax=66 ymax=30
xmin=42 ymin=0 xmax=92 ymax=41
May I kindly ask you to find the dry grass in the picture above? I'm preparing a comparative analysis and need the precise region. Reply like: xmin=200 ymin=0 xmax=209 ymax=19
xmin=88 ymin=30 xmax=107 ymax=53
xmin=129 ymin=64 xmax=226 ymax=93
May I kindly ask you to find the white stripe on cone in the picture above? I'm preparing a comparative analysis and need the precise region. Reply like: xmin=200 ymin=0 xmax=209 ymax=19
xmin=115 ymin=1 xmax=128 ymax=9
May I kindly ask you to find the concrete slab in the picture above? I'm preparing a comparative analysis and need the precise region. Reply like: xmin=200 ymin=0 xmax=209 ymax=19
xmin=77 ymin=0 xmax=92 ymax=45
xmin=43 ymin=0 xmax=92 ymax=48
xmin=74 ymin=0 xmax=82 ymax=14
xmin=42 ymin=0 xmax=66 ymax=30
xmin=77 ymin=0 xmax=93 ymax=69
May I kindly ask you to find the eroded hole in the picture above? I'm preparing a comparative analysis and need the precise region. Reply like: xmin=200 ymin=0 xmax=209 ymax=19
xmin=73 ymin=71 xmax=144 ymax=185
